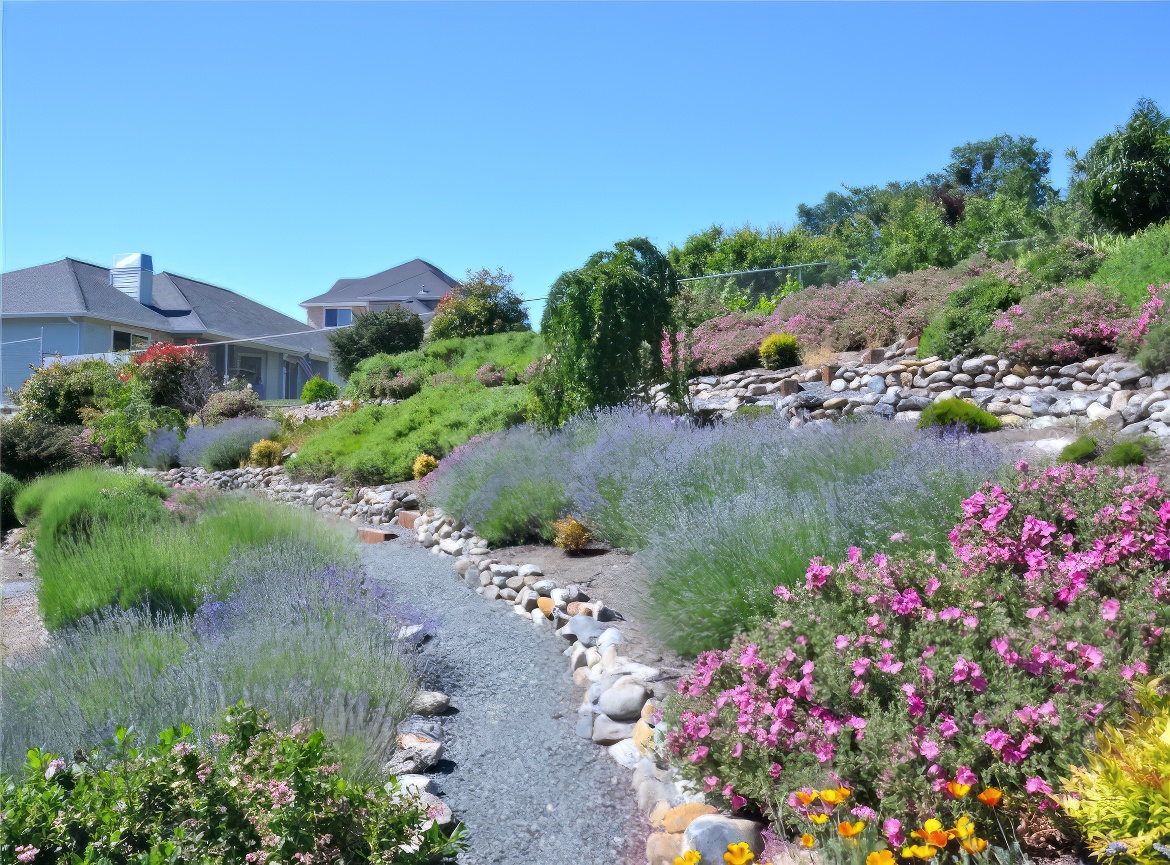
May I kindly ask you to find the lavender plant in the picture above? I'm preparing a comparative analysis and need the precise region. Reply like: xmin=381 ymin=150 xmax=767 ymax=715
xmin=1 ymin=542 xmax=419 ymax=782
xmin=138 ymin=425 xmax=182 ymax=469
xmin=178 ymin=417 xmax=279 ymax=471
xmin=430 ymin=411 xmax=1006 ymax=653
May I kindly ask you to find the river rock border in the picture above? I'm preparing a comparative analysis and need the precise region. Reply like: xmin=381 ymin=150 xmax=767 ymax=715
xmin=656 ymin=339 xmax=1170 ymax=438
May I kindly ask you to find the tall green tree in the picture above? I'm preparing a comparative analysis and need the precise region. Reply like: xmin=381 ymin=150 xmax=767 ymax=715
xmin=533 ymin=238 xmax=678 ymax=426
xmin=1068 ymin=98 xmax=1170 ymax=235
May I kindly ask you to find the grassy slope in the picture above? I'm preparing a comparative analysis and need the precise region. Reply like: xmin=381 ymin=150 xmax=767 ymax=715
xmin=289 ymin=331 xmax=543 ymax=485
xmin=288 ymin=382 xmax=529 ymax=484
xmin=344 ymin=331 xmax=544 ymax=396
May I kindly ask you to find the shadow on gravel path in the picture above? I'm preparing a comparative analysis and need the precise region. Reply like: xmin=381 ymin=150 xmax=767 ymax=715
xmin=362 ymin=538 xmax=640 ymax=865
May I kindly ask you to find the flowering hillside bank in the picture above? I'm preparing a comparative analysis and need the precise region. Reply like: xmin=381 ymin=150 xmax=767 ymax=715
xmin=663 ymin=462 xmax=1169 ymax=842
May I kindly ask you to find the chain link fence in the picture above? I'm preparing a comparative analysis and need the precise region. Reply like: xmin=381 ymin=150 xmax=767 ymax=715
xmin=674 ymin=260 xmax=858 ymax=322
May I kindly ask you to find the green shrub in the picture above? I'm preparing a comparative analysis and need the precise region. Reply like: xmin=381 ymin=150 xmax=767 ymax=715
xmin=202 ymin=387 xmax=264 ymax=424
xmin=288 ymin=383 xmax=528 ymax=485
xmin=0 ymin=416 xmax=86 ymax=481
xmin=1018 ymin=237 xmax=1104 ymax=284
xmin=916 ymin=398 xmax=1001 ymax=432
xmin=249 ymin=439 xmax=284 ymax=468
xmin=328 ymin=307 xmax=425 ymax=378
xmin=759 ymin=333 xmax=801 ymax=370
xmin=0 ymin=704 xmax=464 ymax=864
xmin=1 ymin=471 xmax=22 ymax=530
xmin=300 ymin=375 xmax=340 ymax=403
xmin=13 ymin=357 xmax=124 ymax=425
xmin=1093 ymin=222 xmax=1170 ymax=307
xmin=1134 ymin=320 xmax=1170 ymax=374
xmin=1059 ymin=435 xmax=1099 ymax=464
xmin=428 ymin=266 xmax=530 ymax=340
xmin=16 ymin=469 xmax=352 ymax=628
xmin=89 ymin=377 xmax=186 ymax=465
xmin=1059 ymin=677 xmax=1170 ymax=865
xmin=1101 ymin=441 xmax=1146 ymax=467
xmin=917 ymin=273 xmax=1027 ymax=360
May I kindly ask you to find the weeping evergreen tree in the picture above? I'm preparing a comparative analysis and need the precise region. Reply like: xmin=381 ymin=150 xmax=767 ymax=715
xmin=532 ymin=238 xmax=679 ymax=427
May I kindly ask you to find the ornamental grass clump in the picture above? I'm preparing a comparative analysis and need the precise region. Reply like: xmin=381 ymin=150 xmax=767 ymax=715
xmin=1059 ymin=435 xmax=1099 ymax=464
xmin=663 ymin=462 xmax=1170 ymax=834
xmin=1 ymin=704 xmax=464 ymax=863
xmin=1059 ymin=677 xmax=1170 ymax=865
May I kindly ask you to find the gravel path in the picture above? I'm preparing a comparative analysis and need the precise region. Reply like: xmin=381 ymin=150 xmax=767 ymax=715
xmin=362 ymin=538 xmax=640 ymax=865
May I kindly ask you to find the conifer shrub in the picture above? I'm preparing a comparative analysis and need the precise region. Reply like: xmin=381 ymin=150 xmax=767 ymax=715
xmin=300 ymin=375 xmax=339 ymax=403
xmin=1059 ymin=435 xmax=1099 ymax=464
xmin=413 ymin=454 xmax=438 ymax=479
xmin=759 ymin=333 xmax=801 ymax=370
xmin=917 ymin=399 xmax=1001 ymax=433
xmin=551 ymin=516 xmax=590 ymax=553
xmin=249 ymin=439 xmax=284 ymax=468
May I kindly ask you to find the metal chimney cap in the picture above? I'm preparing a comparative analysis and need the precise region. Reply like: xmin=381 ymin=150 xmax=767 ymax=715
xmin=113 ymin=253 xmax=153 ymax=271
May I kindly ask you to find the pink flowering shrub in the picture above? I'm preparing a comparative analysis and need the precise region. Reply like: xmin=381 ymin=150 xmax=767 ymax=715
xmin=771 ymin=267 xmax=961 ymax=352
xmin=684 ymin=314 xmax=774 ymax=375
xmin=983 ymin=283 xmax=1166 ymax=365
xmin=663 ymin=462 xmax=1170 ymax=832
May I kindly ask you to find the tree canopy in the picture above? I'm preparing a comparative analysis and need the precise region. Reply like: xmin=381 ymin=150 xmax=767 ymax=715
xmin=1068 ymin=98 xmax=1170 ymax=235
xmin=428 ymin=268 xmax=530 ymax=340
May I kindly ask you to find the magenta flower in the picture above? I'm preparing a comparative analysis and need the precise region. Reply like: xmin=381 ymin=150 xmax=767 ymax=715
xmin=1101 ymin=598 xmax=1121 ymax=621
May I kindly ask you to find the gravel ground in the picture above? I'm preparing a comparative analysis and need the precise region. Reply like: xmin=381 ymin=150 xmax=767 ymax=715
xmin=362 ymin=537 xmax=641 ymax=865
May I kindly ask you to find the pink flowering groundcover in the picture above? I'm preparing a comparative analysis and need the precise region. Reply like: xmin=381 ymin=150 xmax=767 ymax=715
xmin=663 ymin=462 xmax=1169 ymax=838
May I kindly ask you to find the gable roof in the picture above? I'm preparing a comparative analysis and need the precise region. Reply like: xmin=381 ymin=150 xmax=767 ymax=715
xmin=301 ymin=258 xmax=459 ymax=306
xmin=2 ymin=258 xmax=333 ymax=358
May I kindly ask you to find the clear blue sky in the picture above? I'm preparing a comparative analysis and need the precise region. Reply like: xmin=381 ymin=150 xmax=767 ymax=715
xmin=4 ymin=2 xmax=1169 ymax=326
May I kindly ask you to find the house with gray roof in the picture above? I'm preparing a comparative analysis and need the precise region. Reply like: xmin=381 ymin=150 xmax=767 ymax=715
xmin=300 ymin=258 xmax=459 ymax=329
xmin=1 ymin=253 xmax=338 ymax=402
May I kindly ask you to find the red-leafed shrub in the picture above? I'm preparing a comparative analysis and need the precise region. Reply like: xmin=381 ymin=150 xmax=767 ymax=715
xmin=133 ymin=343 xmax=212 ymax=410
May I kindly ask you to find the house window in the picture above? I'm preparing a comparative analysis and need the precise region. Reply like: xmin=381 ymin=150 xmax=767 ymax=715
xmin=112 ymin=330 xmax=150 ymax=351
xmin=324 ymin=308 xmax=353 ymax=328
xmin=233 ymin=354 xmax=264 ymax=394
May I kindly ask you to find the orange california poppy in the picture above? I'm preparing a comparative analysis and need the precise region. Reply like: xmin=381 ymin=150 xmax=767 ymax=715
xmin=838 ymin=821 xmax=866 ymax=838
xmin=724 ymin=842 xmax=756 ymax=865
xmin=961 ymin=838 xmax=988 ymax=854
xmin=809 ymin=814 xmax=830 ymax=825
xmin=801 ymin=835 xmax=816 ymax=849
xmin=796 ymin=791 xmax=819 ymax=806
xmin=911 ymin=820 xmax=950 ymax=848
xmin=976 ymin=788 xmax=1003 ymax=807
xmin=867 ymin=851 xmax=896 ymax=865
xmin=949 ymin=816 xmax=975 ymax=841
xmin=946 ymin=782 xmax=972 ymax=800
